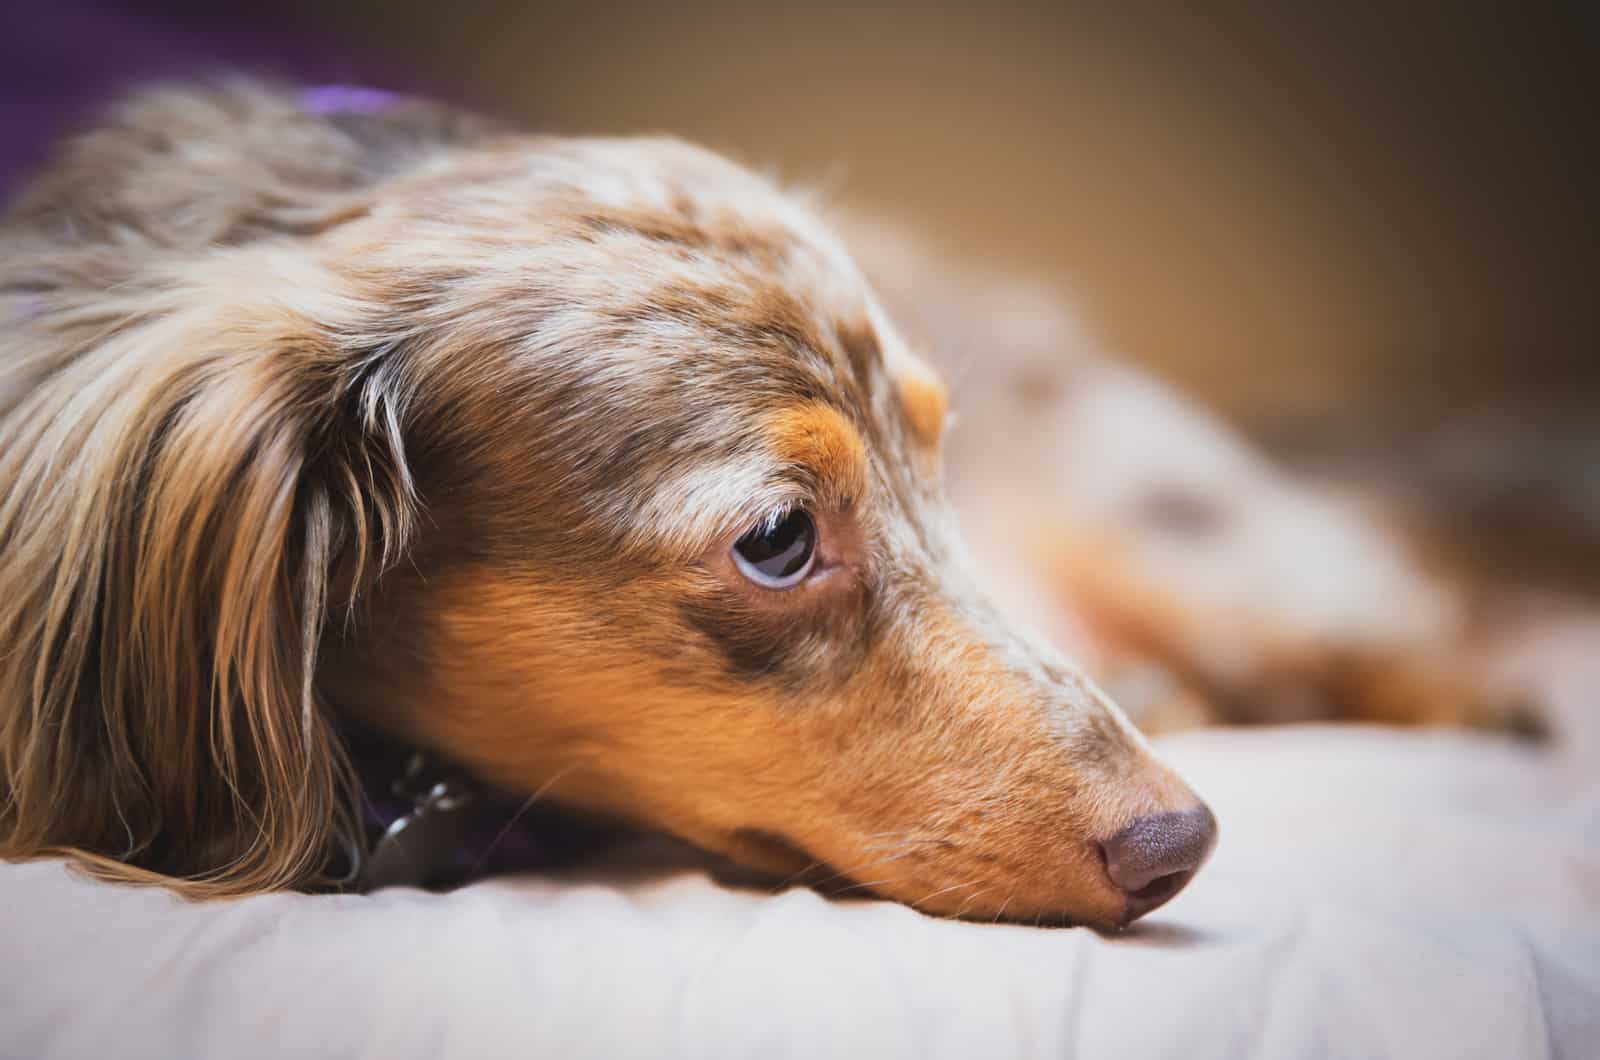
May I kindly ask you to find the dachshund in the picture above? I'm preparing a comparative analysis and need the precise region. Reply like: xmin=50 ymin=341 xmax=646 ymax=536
xmin=0 ymin=80 xmax=1219 ymax=929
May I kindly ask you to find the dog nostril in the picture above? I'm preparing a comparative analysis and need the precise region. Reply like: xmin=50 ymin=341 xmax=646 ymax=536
xmin=1099 ymin=804 xmax=1217 ymax=918
xmin=1128 ymin=869 xmax=1192 ymax=907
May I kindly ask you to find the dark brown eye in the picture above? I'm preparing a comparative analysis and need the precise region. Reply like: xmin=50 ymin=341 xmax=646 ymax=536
xmin=733 ymin=510 xmax=817 ymax=589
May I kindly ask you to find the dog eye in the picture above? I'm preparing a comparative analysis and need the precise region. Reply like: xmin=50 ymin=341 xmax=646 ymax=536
xmin=733 ymin=510 xmax=817 ymax=589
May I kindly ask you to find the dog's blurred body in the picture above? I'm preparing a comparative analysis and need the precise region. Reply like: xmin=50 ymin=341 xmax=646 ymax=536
xmin=847 ymin=222 xmax=1497 ymax=733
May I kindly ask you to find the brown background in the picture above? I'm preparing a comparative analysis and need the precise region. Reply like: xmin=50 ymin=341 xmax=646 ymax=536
xmin=304 ymin=2 xmax=1598 ymax=443
xmin=34 ymin=1 xmax=1583 ymax=558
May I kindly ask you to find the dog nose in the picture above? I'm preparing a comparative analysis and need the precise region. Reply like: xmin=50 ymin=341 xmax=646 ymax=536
xmin=1099 ymin=804 xmax=1217 ymax=921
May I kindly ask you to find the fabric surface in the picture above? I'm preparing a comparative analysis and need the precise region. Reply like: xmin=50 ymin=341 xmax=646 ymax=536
xmin=4 ymin=720 xmax=1597 ymax=1060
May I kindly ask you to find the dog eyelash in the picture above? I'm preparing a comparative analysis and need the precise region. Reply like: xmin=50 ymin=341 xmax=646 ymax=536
xmin=755 ymin=502 xmax=797 ymax=535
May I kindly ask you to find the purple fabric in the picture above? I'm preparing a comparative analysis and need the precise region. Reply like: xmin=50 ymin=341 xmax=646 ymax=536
xmin=300 ymin=83 xmax=403 ymax=116
xmin=0 ymin=3 xmax=427 ymax=202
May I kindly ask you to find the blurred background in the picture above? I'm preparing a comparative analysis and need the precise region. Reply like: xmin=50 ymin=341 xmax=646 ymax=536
xmin=5 ymin=1 xmax=1597 ymax=580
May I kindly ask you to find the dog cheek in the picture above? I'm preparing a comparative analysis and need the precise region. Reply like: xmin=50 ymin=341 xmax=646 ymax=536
xmin=677 ymin=596 xmax=795 ymax=678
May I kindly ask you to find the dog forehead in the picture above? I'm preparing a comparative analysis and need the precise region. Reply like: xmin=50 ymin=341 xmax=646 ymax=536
xmin=390 ymin=134 xmax=916 ymax=414
xmin=512 ymin=157 xmax=901 ymax=415
xmin=391 ymin=136 xmax=947 ymax=552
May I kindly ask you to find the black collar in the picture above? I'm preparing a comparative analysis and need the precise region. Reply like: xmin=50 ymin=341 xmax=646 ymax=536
xmin=355 ymin=748 xmax=489 ymax=891
xmin=344 ymin=725 xmax=553 ymax=892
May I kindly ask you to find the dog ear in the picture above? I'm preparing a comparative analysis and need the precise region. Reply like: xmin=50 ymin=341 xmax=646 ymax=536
xmin=4 ymin=76 xmax=497 ymax=252
xmin=0 ymin=258 xmax=417 ymax=894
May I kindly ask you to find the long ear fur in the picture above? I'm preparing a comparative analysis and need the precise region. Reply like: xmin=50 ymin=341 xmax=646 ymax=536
xmin=0 ymin=82 xmax=431 ymax=894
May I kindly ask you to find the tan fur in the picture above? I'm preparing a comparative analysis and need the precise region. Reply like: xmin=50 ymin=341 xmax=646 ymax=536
xmin=0 ymin=80 xmax=1206 ymax=927
xmin=895 ymin=373 xmax=949 ymax=449
xmin=768 ymin=403 xmax=869 ymax=500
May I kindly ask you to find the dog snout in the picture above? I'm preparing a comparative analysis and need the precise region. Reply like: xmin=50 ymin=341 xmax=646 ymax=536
xmin=1098 ymin=803 xmax=1218 ymax=923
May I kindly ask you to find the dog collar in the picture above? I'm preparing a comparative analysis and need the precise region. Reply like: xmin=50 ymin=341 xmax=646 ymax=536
xmin=356 ymin=750 xmax=484 ymax=891
xmin=347 ymin=729 xmax=551 ymax=892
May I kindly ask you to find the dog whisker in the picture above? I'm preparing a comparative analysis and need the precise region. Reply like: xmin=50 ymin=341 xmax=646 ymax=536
xmin=469 ymin=760 xmax=583 ymax=879
xmin=953 ymin=886 xmax=991 ymax=919
xmin=822 ymin=877 xmax=895 ymax=897
xmin=766 ymin=842 xmax=898 ymax=892
xmin=913 ymin=878 xmax=983 ymax=910
xmin=858 ymin=835 xmax=943 ymax=853
xmin=772 ymin=859 xmax=828 ymax=889
xmin=799 ymin=846 xmax=920 ymax=891
xmin=992 ymin=888 xmax=1015 ymax=925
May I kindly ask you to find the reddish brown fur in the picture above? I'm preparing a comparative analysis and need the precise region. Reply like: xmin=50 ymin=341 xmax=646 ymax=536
xmin=768 ymin=404 xmax=869 ymax=500
xmin=896 ymin=373 xmax=950 ymax=448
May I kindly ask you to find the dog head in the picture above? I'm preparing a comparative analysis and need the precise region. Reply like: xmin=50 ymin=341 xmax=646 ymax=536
xmin=0 ymin=82 xmax=1212 ymax=927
